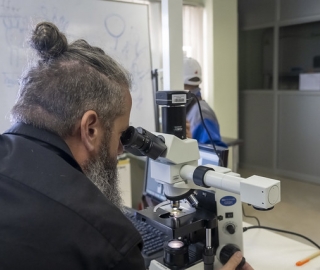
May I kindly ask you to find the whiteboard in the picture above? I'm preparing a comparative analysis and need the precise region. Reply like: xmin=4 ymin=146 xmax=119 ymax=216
xmin=0 ymin=0 xmax=155 ymax=132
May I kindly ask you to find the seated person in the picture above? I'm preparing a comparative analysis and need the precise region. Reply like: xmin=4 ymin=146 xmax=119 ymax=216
xmin=184 ymin=56 xmax=227 ymax=148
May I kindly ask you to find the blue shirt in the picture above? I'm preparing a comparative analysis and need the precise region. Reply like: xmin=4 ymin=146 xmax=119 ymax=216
xmin=187 ymin=99 xmax=227 ymax=148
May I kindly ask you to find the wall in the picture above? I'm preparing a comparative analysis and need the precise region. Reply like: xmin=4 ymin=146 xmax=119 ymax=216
xmin=210 ymin=0 xmax=238 ymax=139
xmin=202 ymin=0 xmax=238 ymax=170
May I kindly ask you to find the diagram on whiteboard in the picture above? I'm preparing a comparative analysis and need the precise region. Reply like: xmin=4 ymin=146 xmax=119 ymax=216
xmin=104 ymin=13 xmax=150 ymax=111
xmin=0 ymin=0 xmax=155 ymax=133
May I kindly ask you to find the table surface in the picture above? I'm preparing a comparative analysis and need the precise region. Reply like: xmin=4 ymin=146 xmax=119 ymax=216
xmin=149 ymin=222 xmax=319 ymax=269
xmin=221 ymin=137 xmax=243 ymax=147
xmin=242 ymin=222 xmax=320 ymax=270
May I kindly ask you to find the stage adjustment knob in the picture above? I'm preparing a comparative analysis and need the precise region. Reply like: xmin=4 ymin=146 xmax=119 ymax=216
xmin=226 ymin=224 xmax=235 ymax=234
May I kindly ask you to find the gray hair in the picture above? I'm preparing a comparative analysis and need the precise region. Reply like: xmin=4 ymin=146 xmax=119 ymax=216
xmin=11 ymin=22 xmax=131 ymax=138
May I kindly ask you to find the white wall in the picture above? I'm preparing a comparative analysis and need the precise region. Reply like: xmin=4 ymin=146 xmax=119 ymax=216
xmin=207 ymin=0 xmax=238 ymax=139
xmin=203 ymin=0 xmax=238 ymax=170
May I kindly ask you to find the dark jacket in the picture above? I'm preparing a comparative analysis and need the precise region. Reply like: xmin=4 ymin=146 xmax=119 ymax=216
xmin=0 ymin=123 xmax=145 ymax=270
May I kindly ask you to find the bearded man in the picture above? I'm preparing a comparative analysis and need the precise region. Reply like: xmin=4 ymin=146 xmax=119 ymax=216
xmin=0 ymin=21 xmax=145 ymax=270
xmin=0 ymin=21 xmax=251 ymax=270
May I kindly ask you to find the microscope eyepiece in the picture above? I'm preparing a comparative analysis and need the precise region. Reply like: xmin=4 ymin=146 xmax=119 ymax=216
xmin=120 ymin=126 xmax=167 ymax=160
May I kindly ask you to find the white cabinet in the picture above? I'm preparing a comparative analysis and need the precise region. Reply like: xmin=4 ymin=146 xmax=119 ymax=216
xmin=238 ymin=0 xmax=320 ymax=184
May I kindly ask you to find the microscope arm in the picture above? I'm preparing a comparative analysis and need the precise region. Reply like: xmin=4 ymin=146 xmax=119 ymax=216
xmin=179 ymin=165 xmax=281 ymax=210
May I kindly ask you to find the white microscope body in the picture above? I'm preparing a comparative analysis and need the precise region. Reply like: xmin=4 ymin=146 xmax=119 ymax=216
xmin=121 ymin=127 xmax=281 ymax=270
xmin=146 ymin=133 xmax=280 ymax=270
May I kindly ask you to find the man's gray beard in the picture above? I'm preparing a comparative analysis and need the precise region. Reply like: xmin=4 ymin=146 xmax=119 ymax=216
xmin=83 ymin=142 xmax=124 ymax=211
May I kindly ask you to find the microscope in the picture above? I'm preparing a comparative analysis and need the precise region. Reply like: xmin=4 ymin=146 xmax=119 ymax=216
xmin=121 ymin=91 xmax=281 ymax=270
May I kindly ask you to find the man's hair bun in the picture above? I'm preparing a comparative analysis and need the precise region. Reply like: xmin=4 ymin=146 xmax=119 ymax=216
xmin=30 ymin=22 xmax=68 ymax=61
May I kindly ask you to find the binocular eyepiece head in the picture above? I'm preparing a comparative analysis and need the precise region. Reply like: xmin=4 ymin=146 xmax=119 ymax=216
xmin=120 ymin=126 xmax=167 ymax=160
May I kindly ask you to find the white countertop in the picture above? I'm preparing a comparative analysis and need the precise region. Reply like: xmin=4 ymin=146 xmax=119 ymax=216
xmin=242 ymin=222 xmax=320 ymax=270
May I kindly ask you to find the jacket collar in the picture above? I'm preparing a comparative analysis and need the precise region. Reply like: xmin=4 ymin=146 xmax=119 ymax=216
xmin=4 ymin=122 xmax=82 ymax=172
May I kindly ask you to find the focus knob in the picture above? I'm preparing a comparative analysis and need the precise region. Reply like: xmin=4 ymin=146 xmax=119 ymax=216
xmin=219 ymin=244 xmax=246 ymax=270
xmin=226 ymin=224 xmax=235 ymax=234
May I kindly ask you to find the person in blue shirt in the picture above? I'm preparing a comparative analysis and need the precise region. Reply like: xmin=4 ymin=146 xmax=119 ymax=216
xmin=184 ymin=57 xmax=227 ymax=148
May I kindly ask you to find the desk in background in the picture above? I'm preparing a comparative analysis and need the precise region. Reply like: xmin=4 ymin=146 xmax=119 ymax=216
xmin=221 ymin=137 xmax=243 ymax=173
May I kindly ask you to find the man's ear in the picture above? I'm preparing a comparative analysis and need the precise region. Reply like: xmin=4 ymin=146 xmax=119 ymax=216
xmin=80 ymin=110 xmax=103 ymax=154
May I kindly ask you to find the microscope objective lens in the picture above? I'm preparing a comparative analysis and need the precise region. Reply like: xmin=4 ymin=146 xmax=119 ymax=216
xmin=170 ymin=209 xmax=181 ymax=217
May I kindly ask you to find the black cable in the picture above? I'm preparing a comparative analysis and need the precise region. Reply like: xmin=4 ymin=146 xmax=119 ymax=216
xmin=242 ymin=205 xmax=319 ymax=249
xmin=242 ymin=204 xmax=261 ymax=226
xmin=243 ymin=226 xmax=320 ymax=250
xmin=190 ymin=93 xmax=225 ymax=167
xmin=151 ymin=69 xmax=161 ymax=132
